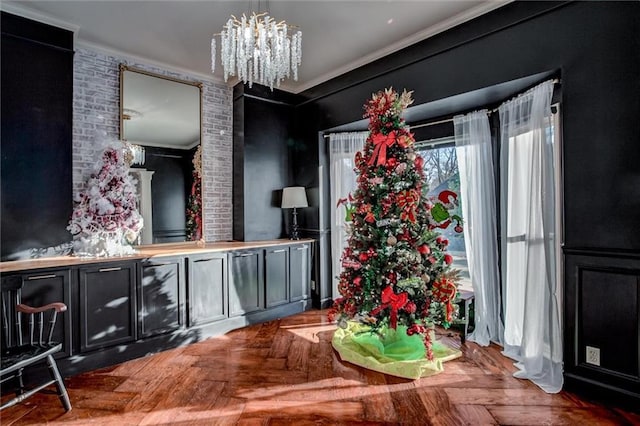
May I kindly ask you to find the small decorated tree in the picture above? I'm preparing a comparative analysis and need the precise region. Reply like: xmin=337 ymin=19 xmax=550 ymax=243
xmin=186 ymin=145 xmax=203 ymax=241
xmin=68 ymin=143 xmax=143 ymax=257
xmin=328 ymin=88 xmax=460 ymax=361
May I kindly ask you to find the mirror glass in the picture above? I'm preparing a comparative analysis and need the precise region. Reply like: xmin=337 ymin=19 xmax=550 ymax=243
xmin=120 ymin=65 xmax=203 ymax=245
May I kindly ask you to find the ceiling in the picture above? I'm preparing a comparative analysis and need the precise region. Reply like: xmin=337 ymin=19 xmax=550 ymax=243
xmin=3 ymin=0 xmax=509 ymax=94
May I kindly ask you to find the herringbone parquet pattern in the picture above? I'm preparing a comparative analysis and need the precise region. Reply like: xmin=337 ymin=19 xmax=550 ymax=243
xmin=1 ymin=310 xmax=638 ymax=425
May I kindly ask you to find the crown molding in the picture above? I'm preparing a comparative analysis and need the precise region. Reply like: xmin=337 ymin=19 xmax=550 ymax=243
xmin=1 ymin=2 xmax=226 ymax=86
xmin=0 ymin=2 xmax=80 ymax=45
xmin=292 ymin=0 xmax=512 ymax=94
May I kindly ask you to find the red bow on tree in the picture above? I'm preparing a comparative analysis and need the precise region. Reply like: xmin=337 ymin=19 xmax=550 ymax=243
xmin=368 ymin=131 xmax=396 ymax=166
xmin=370 ymin=285 xmax=409 ymax=329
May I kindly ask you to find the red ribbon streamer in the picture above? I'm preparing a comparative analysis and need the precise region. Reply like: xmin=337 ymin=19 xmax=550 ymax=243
xmin=370 ymin=285 xmax=409 ymax=329
xmin=432 ymin=278 xmax=457 ymax=323
xmin=368 ymin=131 xmax=396 ymax=166
xmin=398 ymin=189 xmax=419 ymax=223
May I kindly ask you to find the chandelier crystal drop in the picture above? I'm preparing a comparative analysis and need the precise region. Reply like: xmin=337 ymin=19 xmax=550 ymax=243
xmin=211 ymin=12 xmax=302 ymax=90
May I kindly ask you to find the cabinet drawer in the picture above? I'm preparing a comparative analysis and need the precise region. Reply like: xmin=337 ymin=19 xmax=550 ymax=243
xmin=188 ymin=253 xmax=227 ymax=326
xmin=78 ymin=262 xmax=137 ymax=352
xmin=139 ymin=257 xmax=185 ymax=338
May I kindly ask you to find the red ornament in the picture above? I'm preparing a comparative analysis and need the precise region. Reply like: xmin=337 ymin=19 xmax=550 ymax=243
xmin=417 ymin=245 xmax=431 ymax=255
xmin=386 ymin=157 xmax=398 ymax=169
xmin=436 ymin=236 xmax=448 ymax=246
xmin=444 ymin=254 xmax=454 ymax=265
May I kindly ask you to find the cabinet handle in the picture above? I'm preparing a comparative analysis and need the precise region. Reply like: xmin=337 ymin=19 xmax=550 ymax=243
xmin=239 ymin=253 xmax=254 ymax=257
xmin=272 ymin=249 xmax=286 ymax=253
xmin=27 ymin=274 xmax=56 ymax=280
xmin=98 ymin=267 xmax=122 ymax=272
xmin=296 ymin=246 xmax=308 ymax=251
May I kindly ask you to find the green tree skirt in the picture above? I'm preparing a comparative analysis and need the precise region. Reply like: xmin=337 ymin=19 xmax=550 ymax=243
xmin=332 ymin=322 xmax=461 ymax=379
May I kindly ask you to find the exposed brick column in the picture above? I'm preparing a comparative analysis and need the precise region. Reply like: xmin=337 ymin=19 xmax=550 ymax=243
xmin=72 ymin=48 xmax=233 ymax=242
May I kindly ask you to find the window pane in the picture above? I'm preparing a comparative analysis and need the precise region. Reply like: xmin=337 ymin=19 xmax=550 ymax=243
xmin=418 ymin=145 xmax=470 ymax=289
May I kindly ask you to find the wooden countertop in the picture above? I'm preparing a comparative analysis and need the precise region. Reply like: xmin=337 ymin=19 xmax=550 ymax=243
xmin=0 ymin=239 xmax=314 ymax=273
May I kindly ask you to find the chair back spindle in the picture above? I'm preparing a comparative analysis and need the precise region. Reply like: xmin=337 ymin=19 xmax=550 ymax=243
xmin=1 ymin=275 xmax=72 ymax=411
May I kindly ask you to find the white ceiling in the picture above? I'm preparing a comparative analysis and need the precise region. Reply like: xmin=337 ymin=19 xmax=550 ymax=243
xmin=3 ymin=0 xmax=509 ymax=94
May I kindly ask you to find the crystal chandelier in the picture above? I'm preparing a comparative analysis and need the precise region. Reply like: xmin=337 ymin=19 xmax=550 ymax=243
xmin=211 ymin=12 xmax=302 ymax=90
xmin=123 ymin=141 xmax=146 ymax=166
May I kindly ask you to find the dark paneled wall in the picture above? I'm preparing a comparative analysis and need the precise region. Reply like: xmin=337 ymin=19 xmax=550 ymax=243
xmin=294 ymin=1 xmax=640 ymax=403
xmin=1 ymin=12 xmax=74 ymax=260
xmin=232 ymin=84 xmax=301 ymax=241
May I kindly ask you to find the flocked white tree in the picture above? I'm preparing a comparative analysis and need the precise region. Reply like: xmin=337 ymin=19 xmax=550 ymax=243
xmin=68 ymin=142 xmax=143 ymax=257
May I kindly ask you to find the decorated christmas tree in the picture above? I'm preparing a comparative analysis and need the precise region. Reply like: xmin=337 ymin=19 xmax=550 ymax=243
xmin=186 ymin=145 xmax=203 ymax=241
xmin=328 ymin=88 xmax=461 ymax=364
xmin=68 ymin=143 xmax=143 ymax=257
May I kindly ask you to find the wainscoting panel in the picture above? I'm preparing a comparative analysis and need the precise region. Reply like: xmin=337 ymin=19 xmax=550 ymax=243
xmin=564 ymin=250 xmax=640 ymax=399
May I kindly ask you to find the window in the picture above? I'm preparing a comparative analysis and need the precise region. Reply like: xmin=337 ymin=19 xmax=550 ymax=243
xmin=417 ymin=138 xmax=471 ymax=290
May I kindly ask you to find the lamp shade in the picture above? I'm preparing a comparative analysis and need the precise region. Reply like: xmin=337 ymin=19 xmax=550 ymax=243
xmin=281 ymin=187 xmax=308 ymax=209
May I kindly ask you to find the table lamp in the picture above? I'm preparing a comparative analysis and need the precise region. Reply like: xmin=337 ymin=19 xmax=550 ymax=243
xmin=281 ymin=186 xmax=308 ymax=240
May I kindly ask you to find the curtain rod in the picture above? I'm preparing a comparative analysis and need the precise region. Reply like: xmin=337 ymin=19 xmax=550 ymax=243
xmin=323 ymin=78 xmax=561 ymax=138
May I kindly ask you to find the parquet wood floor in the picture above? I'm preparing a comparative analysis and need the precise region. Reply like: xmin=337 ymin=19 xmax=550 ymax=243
xmin=2 ymin=309 xmax=639 ymax=425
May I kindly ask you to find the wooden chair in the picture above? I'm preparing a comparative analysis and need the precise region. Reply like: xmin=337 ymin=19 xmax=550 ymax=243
xmin=1 ymin=275 xmax=71 ymax=412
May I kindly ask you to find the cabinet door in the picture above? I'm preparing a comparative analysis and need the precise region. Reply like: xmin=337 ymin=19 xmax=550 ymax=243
xmin=290 ymin=243 xmax=311 ymax=302
xmin=265 ymin=247 xmax=289 ymax=308
xmin=229 ymin=250 xmax=264 ymax=317
xmin=139 ymin=257 xmax=185 ymax=338
xmin=16 ymin=268 xmax=72 ymax=358
xmin=188 ymin=253 xmax=227 ymax=326
xmin=78 ymin=262 xmax=137 ymax=352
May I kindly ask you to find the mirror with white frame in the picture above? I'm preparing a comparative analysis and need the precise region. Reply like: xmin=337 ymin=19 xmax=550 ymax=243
xmin=119 ymin=64 xmax=203 ymax=245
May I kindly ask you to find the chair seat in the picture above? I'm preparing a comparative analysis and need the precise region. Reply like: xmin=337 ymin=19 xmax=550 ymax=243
xmin=1 ymin=343 xmax=62 ymax=375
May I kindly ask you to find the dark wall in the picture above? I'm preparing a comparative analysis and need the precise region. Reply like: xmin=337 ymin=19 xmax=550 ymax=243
xmin=233 ymin=84 xmax=301 ymax=241
xmin=294 ymin=1 xmax=640 ymax=403
xmin=133 ymin=146 xmax=193 ymax=243
xmin=298 ymin=1 xmax=640 ymax=252
xmin=1 ymin=12 xmax=74 ymax=260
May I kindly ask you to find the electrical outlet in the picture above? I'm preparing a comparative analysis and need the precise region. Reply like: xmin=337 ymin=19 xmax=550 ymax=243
xmin=585 ymin=346 xmax=600 ymax=366
xmin=310 ymin=280 xmax=316 ymax=290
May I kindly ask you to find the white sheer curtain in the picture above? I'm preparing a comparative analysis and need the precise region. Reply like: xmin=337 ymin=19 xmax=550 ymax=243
xmin=499 ymin=80 xmax=562 ymax=393
xmin=453 ymin=110 xmax=504 ymax=347
xmin=329 ymin=132 xmax=367 ymax=299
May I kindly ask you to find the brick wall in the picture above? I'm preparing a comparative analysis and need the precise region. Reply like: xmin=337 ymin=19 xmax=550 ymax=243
xmin=73 ymin=47 xmax=233 ymax=242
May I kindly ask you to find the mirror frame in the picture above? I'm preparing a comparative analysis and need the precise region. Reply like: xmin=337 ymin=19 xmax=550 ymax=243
xmin=119 ymin=64 xmax=203 ymax=147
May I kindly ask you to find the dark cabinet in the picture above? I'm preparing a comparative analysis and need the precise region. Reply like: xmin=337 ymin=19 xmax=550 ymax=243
xmin=78 ymin=262 xmax=137 ymax=352
xmin=1 ymin=241 xmax=313 ymax=379
xmin=229 ymin=250 xmax=264 ymax=317
xmin=289 ymin=243 xmax=311 ymax=302
xmin=188 ymin=253 xmax=227 ymax=326
xmin=265 ymin=247 xmax=289 ymax=308
xmin=138 ymin=257 xmax=185 ymax=338
xmin=6 ymin=268 xmax=73 ymax=358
